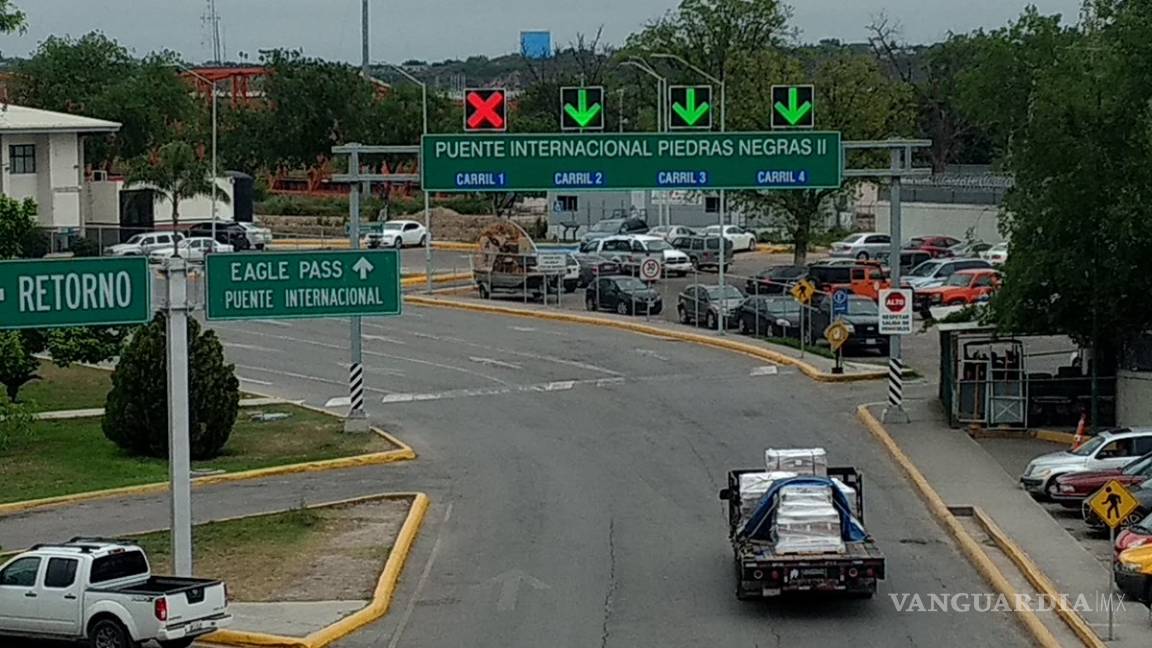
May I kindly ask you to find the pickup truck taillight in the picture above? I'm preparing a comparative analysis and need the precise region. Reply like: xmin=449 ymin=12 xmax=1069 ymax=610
xmin=154 ymin=597 xmax=168 ymax=621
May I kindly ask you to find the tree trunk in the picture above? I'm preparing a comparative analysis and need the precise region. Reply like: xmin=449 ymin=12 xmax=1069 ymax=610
xmin=171 ymin=198 xmax=181 ymax=255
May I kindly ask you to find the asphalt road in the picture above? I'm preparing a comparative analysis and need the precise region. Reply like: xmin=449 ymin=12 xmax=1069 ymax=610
xmin=3 ymin=305 xmax=1030 ymax=647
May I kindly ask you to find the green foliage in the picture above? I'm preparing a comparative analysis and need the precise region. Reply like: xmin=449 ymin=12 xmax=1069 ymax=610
xmin=103 ymin=314 xmax=239 ymax=460
xmin=12 ymin=34 xmax=196 ymax=167
xmin=257 ymin=193 xmax=492 ymax=218
xmin=127 ymin=141 xmax=228 ymax=229
xmin=0 ymin=0 xmax=25 ymax=34
xmin=68 ymin=237 xmax=102 ymax=258
xmin=0 ymin=396 xmax=34 ymax=455
xmin=0 ymin=196 xmax=38 ymax=259
xmin=0 ymin=332 xmax=39 ymax=403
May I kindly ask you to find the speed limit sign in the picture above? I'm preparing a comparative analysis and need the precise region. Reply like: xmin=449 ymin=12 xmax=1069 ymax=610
xmin=639 ymin=257 xmax=662 ymax=281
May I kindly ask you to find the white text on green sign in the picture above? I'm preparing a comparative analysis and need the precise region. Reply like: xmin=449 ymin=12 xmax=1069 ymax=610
xmin=0 ymin=257 xmax=151 ymax=330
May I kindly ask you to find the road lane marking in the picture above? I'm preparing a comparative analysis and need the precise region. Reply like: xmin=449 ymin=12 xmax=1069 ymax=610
xmin=383 ymin=503 xmax=452 ymax=648
xmin=510 ymin=326 xmax=537 ymax=332
xmin=223 ymin=342 xmax=280 ymax=353
xmin=363 ymin=334 xmax=407 ymax=345
xmin=251 ymin=319 xmax=293 ymax=328
xmin=362 ymin=350 xmax=512 ymax=386
xmin=325 ymin=396 xmax=352 ymax=408
xmin=750 ymin=366 xmax=780 ymax=376
xmin=222 ymin=329 xmax=345 ymax=351
xmin=237 ymin=376 xmax=273 ymax=386
xmin=635 ymin=349 xmax=670 ymax=361
xmin=469 ymin=357 xmax=523 ymax=370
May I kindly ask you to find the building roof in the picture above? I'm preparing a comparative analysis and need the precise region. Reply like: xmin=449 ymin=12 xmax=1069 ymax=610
xmin=0 ymin=103 xmax=121 ymax=134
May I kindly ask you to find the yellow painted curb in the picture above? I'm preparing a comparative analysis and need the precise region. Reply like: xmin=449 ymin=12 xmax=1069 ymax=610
xmin=431 ymin=241 xmax=477 ymax=251
xmin=971 ymin=507 xmax=1108 ymax=648
xmin=1035 ymin=430 xmax=1078 ymax=446
xmin=400 ymin=272 xmax=472 ymax=288
xmin=406 ymin=295 xmax=886 ymax=384
xmin=204 ymin=492 xmax=430 ymax=648
xmin=0 ymin=428 xmax=416 ymax=518
xmin=855 ymin=405 xmax=1063 ymax=648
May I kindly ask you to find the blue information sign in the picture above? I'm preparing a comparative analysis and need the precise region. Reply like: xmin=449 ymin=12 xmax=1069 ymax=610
xmin=832 ymin=289 xmax=850 ymax=317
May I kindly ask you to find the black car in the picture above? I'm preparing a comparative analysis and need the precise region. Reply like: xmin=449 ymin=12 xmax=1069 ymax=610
xmin=745 ymin=265 xmax=808 ymax=295
xmin=571 ymin=253 xmax=620 ymax=288
xmin=186 ymin=222 xmax=252 ymax=250
xmin=677 ymin=284 xmax=745 ymax=329
xmin=806 ymin=294 xmax=887 ymax=354
xmin=586 ymin=276 xmax=662 ymax=315
xmin=736 ymin=295 xmax=805 ymax=337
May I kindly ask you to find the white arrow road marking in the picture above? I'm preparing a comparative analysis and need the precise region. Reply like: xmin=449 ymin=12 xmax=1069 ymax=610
xmin=468 ymin=357 xmax=523 ymax=370
xmin=750 ymin=366 xmax=779 ymax=376
xmin=491 ymin=569 xmax=550 ymax=612
xmin=353 ymin=257 xmax=375 ymax=280
xmin=325 ymin=396 xmax=352 ymax=408
xmin=363 ymin=334 xmax=406 ymax=345
xmin=635 ymin=349 xmax=670 ymax=361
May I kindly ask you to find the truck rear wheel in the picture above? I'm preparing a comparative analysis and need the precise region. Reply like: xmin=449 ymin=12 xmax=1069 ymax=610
xmin=90 ymin=618 xmax=136 ymax=648
xmin=734 ymin=560 xmax=753 ymax=601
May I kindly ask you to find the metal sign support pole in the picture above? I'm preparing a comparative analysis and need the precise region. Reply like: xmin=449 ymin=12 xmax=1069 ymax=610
xmin=346 ymin=149 xmax=369 ymax=433
xmin=883 ymin=147 xmax=910 ymax=423
xmin=165 ymin=257 xmax=193 ymax=575
xmin=1108 ymin=524 xmax=1116 ymax=640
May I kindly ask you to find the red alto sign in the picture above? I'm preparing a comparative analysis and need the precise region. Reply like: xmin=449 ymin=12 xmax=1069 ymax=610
xmin=464 ymin=88 xmax=507 ymax=132
xmin=884 ymin=291 xmax=907 ymax=313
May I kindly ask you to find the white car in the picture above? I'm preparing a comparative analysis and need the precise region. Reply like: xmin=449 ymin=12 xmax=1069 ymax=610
xmin=1020 ymin=428 xmax=1152 ymax=498
xmin=104 ymin=232 xmax=184 ymax=256
xmin=647 ymin=225 xmax=696 ymax=242
xmin=372 ymin=220 xmax=428 ymax=248
xmin=235 ymin=222 xmax=273 ymax=249
xmin=149 ymin=237 xmax=233 ymax=263
xmin=701 ymin=225 xmax=757 ymax=252
xmin=982 ymin=242 xmax=1009 ymax=265
xmin=579 ymin=235 xmax=692 ymax=276
xmin=828 ymin=233 xmax=891 ymax=260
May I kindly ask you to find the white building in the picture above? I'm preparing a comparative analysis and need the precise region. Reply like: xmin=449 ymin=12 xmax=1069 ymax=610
xmin=0 ymin=104 xmax=121 ymax=230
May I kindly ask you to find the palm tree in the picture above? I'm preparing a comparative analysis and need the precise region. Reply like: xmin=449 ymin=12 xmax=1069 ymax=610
xmin=128 ymin=141 xmax=229 ymax=256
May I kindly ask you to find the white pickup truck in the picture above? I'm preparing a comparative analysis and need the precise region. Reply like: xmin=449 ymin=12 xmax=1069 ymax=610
xmin=0 ymin=539 xmax=230 ymax=648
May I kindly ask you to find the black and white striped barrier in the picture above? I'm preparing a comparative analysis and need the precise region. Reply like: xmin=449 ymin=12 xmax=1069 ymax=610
xmin=883 ymin=357 xmax=910 ymax=423
xmin=349 ymin=363 xmax=365 ymax=414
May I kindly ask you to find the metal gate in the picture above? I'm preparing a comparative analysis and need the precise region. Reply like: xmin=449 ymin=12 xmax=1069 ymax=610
xmin=952 ymin=338 xmax=1028 ymax=428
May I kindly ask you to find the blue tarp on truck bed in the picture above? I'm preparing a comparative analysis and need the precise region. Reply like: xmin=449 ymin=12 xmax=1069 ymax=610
xmin=739 ymin=476 xmax=868 ymax=543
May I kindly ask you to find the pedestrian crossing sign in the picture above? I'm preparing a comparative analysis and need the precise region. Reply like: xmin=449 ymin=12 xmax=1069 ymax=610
xmin=1088 ymin=480 xmax=1140 ymax=529
xmin=790 ymin=279 xmax=817 ymax=305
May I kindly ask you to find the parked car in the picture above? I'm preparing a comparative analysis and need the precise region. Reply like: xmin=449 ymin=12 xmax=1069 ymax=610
xmin=745 ymin=265 xmax=808 ymax=295
xmin=669 ymin=235 xmax=734 ymax=271
xmin=904 ymin=235 xmax=961 ymax=258
xmin=1116 ymin=511 xmax=1152 ymax=557
xmin=913 ymin=269 xmax=1001 ymax=316
xmin=807 ymin=294 xmax=887 ymax=354
xmin=148 ymin=237 xmax=233 ymax=263
xmin=234 ymin=221 xmax=273 ymax=249
xmin=900 ymin=250 xmax=934 ymax=274
xmin=628 ymin=235 xmax=692 ymax=276
xmin=828 ymin=233 xmax=891 ymax=260
xmin=104 ymin=232 xmax=185 ymax=256
xmin=828 ymin=262 xmax=891 ymax=302
xmin=186 ymin=222 xmax=252 ymax=251
xmin=585 ymin=276 xmax=662 ymax=315
xmin=982 ymin=242 xmax=1009 ymax=265
xmin=902 ymin=258 xmax=993 ymax=290
xmin=948 ymin=240 xmax=993 ymax=258
xmin=475 ymin=253 xmax=557 ymax=300
xmin=677 ymin=284 xmax=745 ymax=329
xmin=1115 ymin=544 xmax=1152 ymax=606
xmin=561 ymin=254 xmax=580 ymax=293
xmin=375 ymin=220 xmax=428 ymax=248
xmin=1084 ymin=480 xmax=1152 ymax=532
xmin=0 ymin=539 xmax=230 ymax=648
xmin=581 ymin=217 xmax=649 ymax=242
xmin=701 ymin=225 xmax=758 ymax=252
xmin=1049 ymin=452 xmax=1152 ymax=507
xmin=647 ymin=225 xmax=696 ymax=242
xmin=570 ymin=253 xmax=620 ymax=288
xmin=736 ymin=295 xmax=804 ymax=337
xmin=1020 ymin=428 xmax=1152 ymax=499
xmin=806 ymin=258 xmax=862 ymax=290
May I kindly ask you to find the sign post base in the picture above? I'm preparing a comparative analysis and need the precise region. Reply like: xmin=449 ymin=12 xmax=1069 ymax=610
xmin=344 ymin=412 xmax=370 ymax=434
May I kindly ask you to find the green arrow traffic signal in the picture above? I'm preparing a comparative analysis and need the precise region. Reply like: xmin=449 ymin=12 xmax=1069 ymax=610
xmin=564 ymin=88 xmax=602 ymax=128
xmin=671 ymin=87 xmax=711 ymax=127
xmin=771 ymin=84 xmax=815 ymax=129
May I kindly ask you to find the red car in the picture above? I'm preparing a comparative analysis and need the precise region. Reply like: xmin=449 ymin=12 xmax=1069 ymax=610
xmin=904 ymin=236 xmax=961 ymax=259
xmin=914 ymin=269 xmax=1001 ymax=316
xmin=1116 ymin=513 xmax=1152 ymax=557
xmin=1050 ymin=451 xmax=1152 ymax=507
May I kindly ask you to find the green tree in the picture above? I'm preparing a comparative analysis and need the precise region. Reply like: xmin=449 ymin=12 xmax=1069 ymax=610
xmin=0 ymin=396 xmax=34 ymax=455
xmin=103 ymin=314 xmax=239 ymax=460
xmin=0 ymin=195 xmax=38 ymax=259
xmin=0 ymin=332 xmax=38 ymax=402
xmin=0 ymin=0 xmax=24 ymax=34
xmin=127 ymin=141 xmax=229 ymax=238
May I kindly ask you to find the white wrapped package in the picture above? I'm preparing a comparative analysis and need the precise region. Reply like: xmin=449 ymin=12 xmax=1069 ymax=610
xmin=738 ymin=471 xmax=796 ymax=520
xmin=832 ymin=477 xmax=858 ymax=517
xmin=779 ymin=484 xmax=834 ymax=507
xmin=765 ymin=448 xmax=828 ymax=476
xmin=774 ymin=503 xmax=845 ymax=555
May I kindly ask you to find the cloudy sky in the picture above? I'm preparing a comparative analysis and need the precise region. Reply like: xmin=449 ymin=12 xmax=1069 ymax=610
xmin=4 ymin=0 xmax=1084 ymax=63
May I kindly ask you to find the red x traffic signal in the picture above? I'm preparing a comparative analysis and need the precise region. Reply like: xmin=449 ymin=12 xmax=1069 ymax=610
xmin=464 ymin=88 xmax=507 ymax=132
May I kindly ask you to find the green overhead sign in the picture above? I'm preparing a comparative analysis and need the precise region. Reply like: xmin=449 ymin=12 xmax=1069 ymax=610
xmin=0 ymin=257 xmax=152 ymax=330
xmin=205 ymin=250 xmax=402 ymax=321
xmin=421 ymin=132 xmax=842 ymax=192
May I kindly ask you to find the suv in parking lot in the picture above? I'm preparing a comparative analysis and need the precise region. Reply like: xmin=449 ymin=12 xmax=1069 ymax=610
xmin=669 ymin=235 xmax=733 ymax=271
xmin=581 ymin=217 xmax=649 ymax=242
xmin=677 ymin=284 xmax=745 ymax=329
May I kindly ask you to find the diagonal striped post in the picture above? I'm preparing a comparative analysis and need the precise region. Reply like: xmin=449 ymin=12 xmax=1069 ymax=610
xmin=882 ymin=357 xmax=910 ymax=423
xmin=349 ymin=362 xmax=366 ymax=417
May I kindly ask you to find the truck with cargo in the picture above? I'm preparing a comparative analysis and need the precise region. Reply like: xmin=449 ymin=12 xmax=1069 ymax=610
xmin=718 ymin=452 xmax=886 ymax=599
xmin=0 ymin=538 xmax=230 ymax=648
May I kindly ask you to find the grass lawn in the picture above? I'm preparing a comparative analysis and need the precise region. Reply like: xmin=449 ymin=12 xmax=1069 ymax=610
xmin=0 ymin=405 xmax=396 ymax=504
xmin=19 ymin=361 xmax=113 ymax=413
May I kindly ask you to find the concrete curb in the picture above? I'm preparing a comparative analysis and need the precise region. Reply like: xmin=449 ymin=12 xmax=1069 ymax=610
xmin=971 ymin=507 xmax=1108 ymax=648
xmin=204 ymin=492 xmax=431 ymax=648
xmin=33 ymin=397 xmax=294 ymax=421
xmin=1034 ymin=430 xmax=1079 ymax=445
xmin=400 ymin=272 xmax=472 ymax=288
xmin=407 ymin=295 xmax=886 ymax=384
xmin=854 ymin=405 xmax=1064 ymax=648
xmin=430 ymin=241 xmax=476 ymax=251
xmin=0 ymin=427 xmax=415 ymax=518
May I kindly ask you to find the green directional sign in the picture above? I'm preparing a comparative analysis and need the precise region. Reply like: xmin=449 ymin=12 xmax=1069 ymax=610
xmin=0 ymin=256 xmax=152 ymax=330
xmin=204 ymin=250 xmax=401 ymax=321
xmin=560 ymin=86 xmax=604 ymax=131
xmin=772 ymin=84 xmax=815 ymax=129
xmin=669 ymin=85 xmax=712 ymax=129
xmin=421 ymin=132 xmax=842 ymax=192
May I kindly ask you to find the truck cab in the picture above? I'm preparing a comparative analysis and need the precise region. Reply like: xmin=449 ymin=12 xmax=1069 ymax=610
xmin=828 ymin=262 xmax=889 ymax=302
xmin=0 ymin=539 xmax=230 ymax=648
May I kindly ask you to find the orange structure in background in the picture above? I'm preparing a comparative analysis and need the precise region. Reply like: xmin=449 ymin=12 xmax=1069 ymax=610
xmin=179 ymin=66 xmax=391 ymax=109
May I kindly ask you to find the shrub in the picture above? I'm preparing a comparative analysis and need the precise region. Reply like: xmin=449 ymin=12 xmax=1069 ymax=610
xmin=103 ymin=314 xmax=240 ymax=460
xmin=0 ymin=396 xmax=34 ymax=454
xmin=0 ymin=331 xmax=39 ymax=402
xmin=69 ymin=237 xmax=101 ymax=257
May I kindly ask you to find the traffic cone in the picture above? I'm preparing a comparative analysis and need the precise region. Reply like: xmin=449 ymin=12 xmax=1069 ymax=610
xmin=1072 ymin=413 xmax=1088 ymax=449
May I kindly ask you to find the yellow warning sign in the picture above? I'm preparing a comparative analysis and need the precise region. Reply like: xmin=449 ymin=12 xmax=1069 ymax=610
xmin=790 ymin=279 xmax=817 ymax=305
xmin=1088 ymin=480 xmax=1140 ymax=529
xmin=825 ymin=320 xmax=852 ymax=352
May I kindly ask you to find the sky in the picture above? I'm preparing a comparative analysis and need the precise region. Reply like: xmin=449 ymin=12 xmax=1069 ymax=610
xmin=3 ymin=0 xmax=1085 ymax=63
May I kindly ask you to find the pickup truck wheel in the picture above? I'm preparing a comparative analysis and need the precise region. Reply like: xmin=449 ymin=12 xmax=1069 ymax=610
xmin=159 ymin=640 xmax=196 ymax=648
xmin=856 ymin=252 xmax=869 ymax=260
xmin=478 ymin=284 xmax=490 ymax=299
xmin=678 ymin=306 xmax=689 ymax=324
xmin=91 ymin=618 xmax=136 ymax=648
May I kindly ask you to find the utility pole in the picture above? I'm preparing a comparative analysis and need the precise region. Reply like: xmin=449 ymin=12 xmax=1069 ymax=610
xmin=361 ymin=0 xmax=370 ymax=79
xmin=165 ymin=257 xmax=192 ymax=575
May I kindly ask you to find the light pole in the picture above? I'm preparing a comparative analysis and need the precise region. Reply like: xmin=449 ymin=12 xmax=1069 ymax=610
xmin=385 ymin=63 xmax=432 ymax=292
xmin=653 ymin=53 xmax=728 ymax=332
xmin=622 ymin=59 xmax=668 ymax=227
xmin=174 ymin=65 xmax=220 ymax=248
